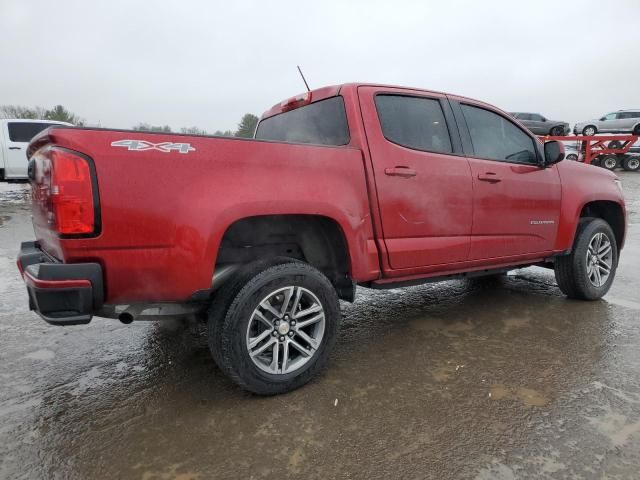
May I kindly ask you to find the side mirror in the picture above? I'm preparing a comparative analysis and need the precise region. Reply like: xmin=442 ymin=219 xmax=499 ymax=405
xmin=540 ymin=117 xmax=547 ymax=122
xmin=600 ymin=117 xmax=607 ymax=121
xmin=543 ymin=140 xmax=565 ymax=167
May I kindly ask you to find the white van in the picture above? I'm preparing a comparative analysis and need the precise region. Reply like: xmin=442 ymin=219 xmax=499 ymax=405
xmin=1 ymin=119 xmax=72 ymax=181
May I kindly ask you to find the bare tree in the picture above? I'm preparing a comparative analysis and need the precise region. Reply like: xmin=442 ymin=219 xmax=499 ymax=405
xmin=180 ymin=126 xmax=208 ymax=135
xmin=213 ymin=130 xmax=234 ymax=137
xmin=132 ymin=123 xmax=172 ymax=132
xmin=1 ymin=104 xmax=84 ymax=125
xmin=0 ymin=105 xmax=46 ymax=119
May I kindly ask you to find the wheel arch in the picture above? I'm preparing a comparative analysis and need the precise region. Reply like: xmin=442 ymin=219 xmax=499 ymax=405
xmin=213 ymin=214 xmax=356 ymax=300
xmin=577 ymin=201 xmax=625 ymax=253
xmin=549 ymin=123 xmax=564 ymax=135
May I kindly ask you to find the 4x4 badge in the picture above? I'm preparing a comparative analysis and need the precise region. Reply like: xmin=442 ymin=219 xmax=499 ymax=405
xmin=111 ymin=139 xmax=195 ymax=154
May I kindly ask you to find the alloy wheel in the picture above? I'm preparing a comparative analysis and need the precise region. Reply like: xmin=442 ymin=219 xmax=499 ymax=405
xmin=246 ymin=286 xmax=325 ymax=375
xmin=586 ymin=232 xmax=613 ymax=287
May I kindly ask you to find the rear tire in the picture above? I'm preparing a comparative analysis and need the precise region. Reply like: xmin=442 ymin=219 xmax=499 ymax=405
xmin=566 ymin=153 xmax=578 ymax=161
xmin=550 ymin=126 xmax=564 ymax=136
xmin=600 ymin=154 xmax=618 ymax=170
xmin=208 ymin=260 xmax=340 ymax=395
xmin=633 ymin=125 xmax=640 ymax=135
xmin=554 ymin=218 xmax=618 ymax=300
xmin=622 ymin=156 xmax=640 ymax=172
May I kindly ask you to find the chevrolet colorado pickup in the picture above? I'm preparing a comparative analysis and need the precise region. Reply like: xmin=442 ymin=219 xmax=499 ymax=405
xmin=17 ymin=84 xmax=626 ymax=394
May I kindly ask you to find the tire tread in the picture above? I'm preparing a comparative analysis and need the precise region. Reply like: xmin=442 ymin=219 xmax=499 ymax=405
xmin=208 ymin=260 xmax=340 ymax=395
xmin=554 ymin=218 xmax=618 ymax=300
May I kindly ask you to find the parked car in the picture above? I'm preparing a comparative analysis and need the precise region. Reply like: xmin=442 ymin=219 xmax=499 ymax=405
xmin=1 ymin=119 xmax=72 ymax=181
xmin=574 ymin=110 xmax=640 ymax=136
xmin=510 ymin=112 xmax=569 ymax=136
xmin=18 ymin=83 xmax=626 ymax=395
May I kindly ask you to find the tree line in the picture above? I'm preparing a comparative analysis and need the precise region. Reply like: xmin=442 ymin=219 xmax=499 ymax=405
xmin=0 ymin=105 xmax=259 ymax=139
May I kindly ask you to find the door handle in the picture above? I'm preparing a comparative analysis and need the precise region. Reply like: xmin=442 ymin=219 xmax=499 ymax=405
xmin=384 ymin=167 xmax=417 ymax=178
xmin=9 ymin=146 xmax=22 ymax=150
xmin=477 ymin=172 xmax=502 ymax=183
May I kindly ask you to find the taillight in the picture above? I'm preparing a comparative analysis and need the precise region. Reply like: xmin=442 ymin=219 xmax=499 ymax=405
xmin=34 ymin=147 xmax=97 ymax=235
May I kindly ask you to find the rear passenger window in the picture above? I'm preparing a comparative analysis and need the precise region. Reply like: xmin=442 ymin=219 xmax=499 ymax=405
xmin=461 ymin=104 xmax=537 ymax=165
xmin=375 ymin=95 xmax=452 ymax=154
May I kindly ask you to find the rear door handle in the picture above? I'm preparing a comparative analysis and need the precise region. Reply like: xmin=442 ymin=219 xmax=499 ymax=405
xmin=384 ymin=167 xmax=417 ymax=178
xmin=477 ymin=172 xmax=502 ymax=183
xmin=9 ymin=146 xmax=22 ymax=150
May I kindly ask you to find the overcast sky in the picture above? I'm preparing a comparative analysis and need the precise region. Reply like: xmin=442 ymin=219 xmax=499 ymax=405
xmin=1 ymin=0 xmax=638 ymax=131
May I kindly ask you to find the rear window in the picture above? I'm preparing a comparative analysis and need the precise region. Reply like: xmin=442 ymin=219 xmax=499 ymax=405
xmin=255 ymin=96 xmax=349 ymax=146
xmin=7 ymin=122 xmax=57 ymax=142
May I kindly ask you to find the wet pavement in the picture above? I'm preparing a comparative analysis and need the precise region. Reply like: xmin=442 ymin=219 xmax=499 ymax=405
xmin=1 ymin=172 xmax=640 ymax=480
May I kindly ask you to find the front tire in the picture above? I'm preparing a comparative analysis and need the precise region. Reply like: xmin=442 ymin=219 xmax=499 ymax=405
xmin=208 ymin=261 xmax=340 ymax=395
xmin=554 ymin=218 xmax=618 ymax=300
xmin=582 ymin=125 xmax=597 ymax=136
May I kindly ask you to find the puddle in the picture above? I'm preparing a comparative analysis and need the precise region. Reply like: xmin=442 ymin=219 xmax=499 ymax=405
xmin=502 ymin=317 xmax=530 ymax=334
xmin=0 ymin=184 xmax=30 ymax=205
xmin=490 ymin=384 xmax=549 ymax=407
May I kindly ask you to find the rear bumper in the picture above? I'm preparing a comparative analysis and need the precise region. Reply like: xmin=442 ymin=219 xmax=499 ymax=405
xmin=17 ymin=241 xmax=103 ymax=326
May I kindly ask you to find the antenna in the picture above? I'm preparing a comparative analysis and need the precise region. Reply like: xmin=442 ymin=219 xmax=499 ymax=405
xmin=297 ymin=65 xmax=311 ymax=92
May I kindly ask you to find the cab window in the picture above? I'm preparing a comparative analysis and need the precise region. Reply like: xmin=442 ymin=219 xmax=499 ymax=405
xmin=374 ymin=95 xmax=452 ymax=154
xmin=461 ymin=104 xmax=538 ymax=165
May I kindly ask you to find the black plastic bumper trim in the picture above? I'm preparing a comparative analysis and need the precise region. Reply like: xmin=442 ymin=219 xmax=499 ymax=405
xmin=18 ymin=241 xmax=104 ymax=326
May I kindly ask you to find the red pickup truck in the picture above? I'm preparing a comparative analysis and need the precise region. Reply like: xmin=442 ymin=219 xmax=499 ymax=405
xmin=18 ymin=83 xmax=626 ymax=394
